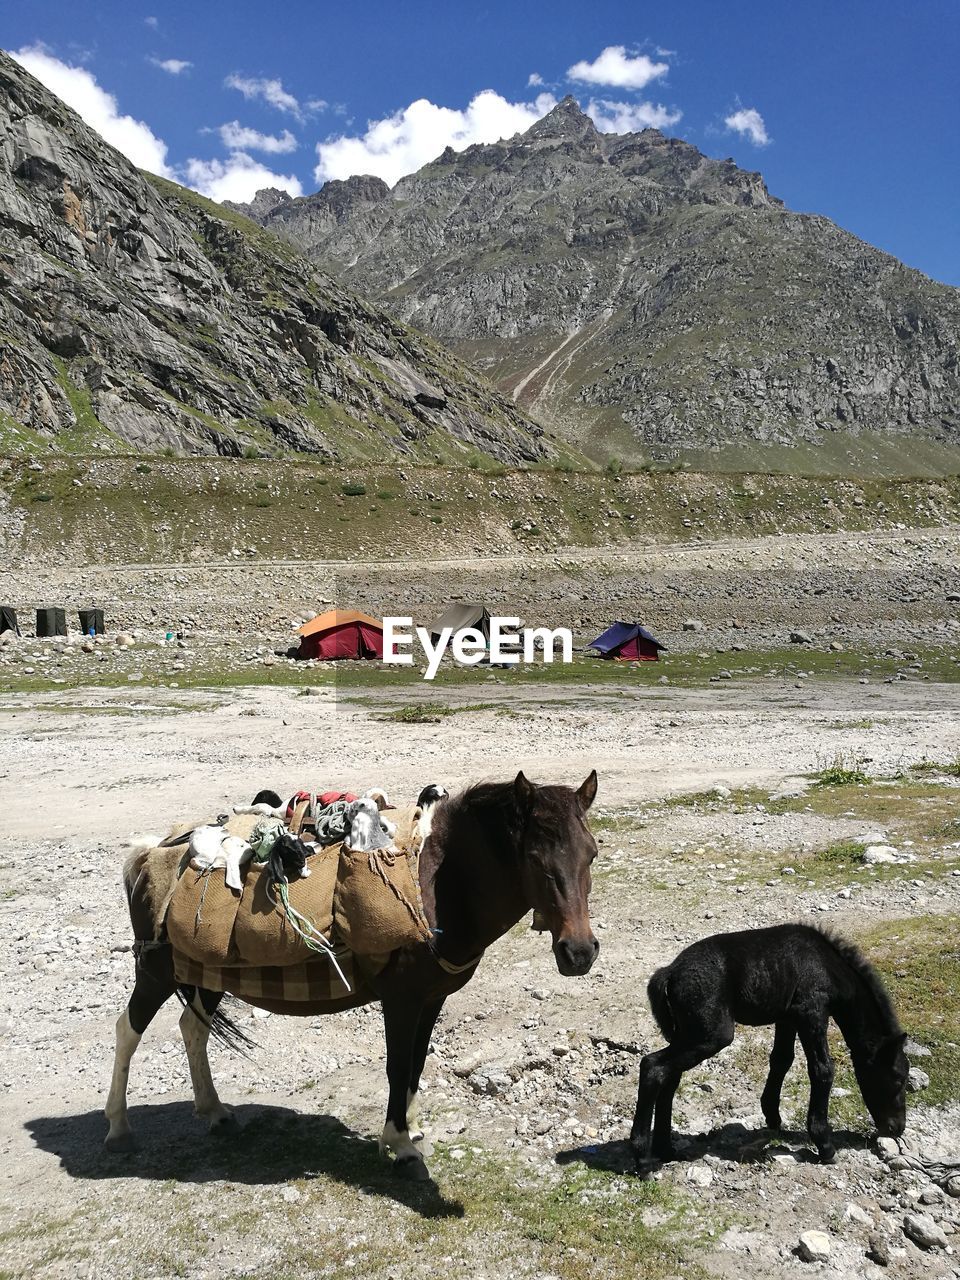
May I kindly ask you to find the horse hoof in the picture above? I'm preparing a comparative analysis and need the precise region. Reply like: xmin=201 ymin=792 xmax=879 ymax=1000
xmin=395 ymin=1155 xmax=431 ymax=1183
xmin=104 ymin=1131 xmax=136 ymax=1153
xmin=818 ymin=1146 xmax=836 ymax=1164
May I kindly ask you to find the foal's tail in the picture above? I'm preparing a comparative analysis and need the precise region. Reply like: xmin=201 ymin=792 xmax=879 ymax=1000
xmin=647 ymin=965 xmax=676 ymax=1042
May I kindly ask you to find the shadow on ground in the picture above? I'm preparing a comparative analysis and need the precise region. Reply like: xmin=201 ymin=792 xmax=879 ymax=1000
xmin=555 ymin=1121 xmax=872 ymax=1174
xmin=26 ymin=1102 xmax=463 ymax=1218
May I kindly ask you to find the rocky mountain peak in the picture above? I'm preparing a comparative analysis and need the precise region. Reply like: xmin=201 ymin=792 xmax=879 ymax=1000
xmin=525 ymin=94 xmax=599 ymax=142
xmin=233 ymin=83 xmax=960 ymax=465
xmin=223 ymin=186 xmax=291 ymax=221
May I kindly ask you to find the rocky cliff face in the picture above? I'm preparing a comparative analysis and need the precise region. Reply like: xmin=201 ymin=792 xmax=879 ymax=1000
xmin=236 ymin=97 xmax=960 ymax=461
xmin=0 ymin=51 xmax=549 ymax=462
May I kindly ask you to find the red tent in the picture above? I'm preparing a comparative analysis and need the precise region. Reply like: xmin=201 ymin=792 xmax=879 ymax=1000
xmin=588 ymin=622 xmax=666 ymax=662
xmin=296 ymin=609 xmax=384 ymax=660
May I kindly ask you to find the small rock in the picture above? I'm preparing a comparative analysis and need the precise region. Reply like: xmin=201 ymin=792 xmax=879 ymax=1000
xmin=686 ymin=1164 xmax=713 ymax=1188
xmin=797 ymin=1230 xmax=831 ymax=1262
xmin=902 ymin=1213 xmax=947 ymax=1250
xmin=907 ymin=1066 xmax=930 ymax=1092
xmin=867 ymin=1233 xmax=891 ymax=1266
xmin=790 ymin=630 xmax=813 ymax=644
xmin=876 ymin=1136 xmax=900 ymax=1159
xmin=846 ymin=1202 xmax=874 ymax=1228
xmin=862 ymin=845 xmax=899 ymax=864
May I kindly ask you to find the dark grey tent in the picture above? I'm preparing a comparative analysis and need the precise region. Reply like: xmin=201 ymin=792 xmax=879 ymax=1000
xmin=0 ymin=607 xmax=19 ymax=635
xmin=428 ymin=603 xmax=492 ymax=643
xmin=36 ymin=607 xmax=67 ymax=638
xmin=79 ymin=608 xmax=106 ymax=636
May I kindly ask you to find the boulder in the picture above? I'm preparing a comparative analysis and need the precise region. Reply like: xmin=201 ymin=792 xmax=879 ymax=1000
xmin=797 ymin=1230 xmax=831 ymax=1262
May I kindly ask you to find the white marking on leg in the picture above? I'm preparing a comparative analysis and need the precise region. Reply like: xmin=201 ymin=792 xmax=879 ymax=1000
xmin=104 ymin=1009 xmax=140 ymax=1147
xmin=406 ymin=1087 xmax=423 ymax=1140
xmin=179 ymin=1002 xmax=233 ymax=1130
xmin=379 ymin=1119 xmax=424 ymax=1164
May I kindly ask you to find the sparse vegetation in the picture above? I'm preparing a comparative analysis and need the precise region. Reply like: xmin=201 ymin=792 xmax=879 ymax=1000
xmin=813 ymin=752 xmax=870 ymax=787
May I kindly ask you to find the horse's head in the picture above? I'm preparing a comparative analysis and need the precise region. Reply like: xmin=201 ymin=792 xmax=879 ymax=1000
xmin=515 ymin=769 xmax=600 ymax=977
xmin=854 ymin=1031 xmax=909 ymax=1138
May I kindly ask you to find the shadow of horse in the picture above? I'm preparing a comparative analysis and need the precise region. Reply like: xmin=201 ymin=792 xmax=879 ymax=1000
xmin=555 ymin=1121 xmax=874 ymax=1174
xmin=25 ymin=1102 xmax=464 ymax=1219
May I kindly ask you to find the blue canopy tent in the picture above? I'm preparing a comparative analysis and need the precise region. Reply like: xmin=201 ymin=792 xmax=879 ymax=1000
xmin=588 ymin=621 xmax=666 ymax=662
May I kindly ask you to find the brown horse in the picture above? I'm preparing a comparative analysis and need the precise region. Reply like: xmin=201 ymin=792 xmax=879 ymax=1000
xmin=105 ymin=770 xmax=599 ymax=1179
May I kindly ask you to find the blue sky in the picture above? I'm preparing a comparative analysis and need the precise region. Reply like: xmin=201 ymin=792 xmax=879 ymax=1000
xmin=4 ymin=1 xmax=958 ymax=285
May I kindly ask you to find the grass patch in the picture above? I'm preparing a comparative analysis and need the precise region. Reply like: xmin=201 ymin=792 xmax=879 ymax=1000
xmin=813 ymin=753 xmax=871 ymax=787
xmin=859 ymin=915 xmax=960 ymax=1107
xmin=378 ymin=701 xmax=498 ymax=723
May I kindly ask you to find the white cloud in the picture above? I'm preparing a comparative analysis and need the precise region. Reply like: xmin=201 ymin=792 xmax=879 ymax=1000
xmin=315 ymin=89 xmax=558 ymax=186
xmin=150 ymin=57 xmax=192 ymax=75
xmin=184 ymin=152 xmax=303 ymax=203
xmin=144 ymin=15 xmax=158 ymax=28
xmin=217 ymin=121 xmax=298 ymax=154
xmin=724 ymin=107 xmax=769 ymax=146
xmin=225 ymin=73 xmax=303 ymax=121
xmin=587 ymin=98 xmax=681 ymax=133
xmin=527 ymin=72 xmax=544 ymax=87
xmin=567 ymin=45 xmax=669 ymax=90
xmin=11 ymin=44 xmax=173 ymax=176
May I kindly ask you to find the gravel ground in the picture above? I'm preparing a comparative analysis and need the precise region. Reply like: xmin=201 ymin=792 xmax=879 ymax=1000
xmin=1 ymin=674 xmax=960 ymax=1278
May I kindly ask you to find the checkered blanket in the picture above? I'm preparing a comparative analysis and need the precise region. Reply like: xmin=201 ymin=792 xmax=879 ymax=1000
xmin=173 ymin=947 xmax=378 ymax=1015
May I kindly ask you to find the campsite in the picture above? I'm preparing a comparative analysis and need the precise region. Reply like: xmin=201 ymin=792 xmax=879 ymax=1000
xmin=2 ymin=525 xmax=960 ymax=1278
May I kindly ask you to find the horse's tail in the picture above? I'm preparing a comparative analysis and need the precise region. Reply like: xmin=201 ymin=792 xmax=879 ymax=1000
xmin=174 ymin=988 xmax=258 ymax=1056
xmin=647 ymin=965 xmax=676 ymax=1042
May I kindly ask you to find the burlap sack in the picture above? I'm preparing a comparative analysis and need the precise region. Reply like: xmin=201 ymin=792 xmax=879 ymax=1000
xmin=232 ymin=845 xmax=338 ymax=966
xmin=333 ymin=807 xmax=432 ymax=956
xmin=166 ymin=866 xmax=243 ymax=966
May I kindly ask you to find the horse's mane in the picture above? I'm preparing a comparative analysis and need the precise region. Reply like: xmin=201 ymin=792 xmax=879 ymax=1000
xmin=429 ymin=779 xmax=522 ymax=847
xmin=815 ymin=926 xmax=902 ymax=1032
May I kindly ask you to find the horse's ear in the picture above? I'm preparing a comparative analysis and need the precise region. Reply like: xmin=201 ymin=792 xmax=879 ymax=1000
xmin=576 ymin=769 xmax=598 ymax=811
xmin=514 ymin=770 xmax=536 ymax=808
xmin=874 ymin=1031 xmax=908 ymax=1064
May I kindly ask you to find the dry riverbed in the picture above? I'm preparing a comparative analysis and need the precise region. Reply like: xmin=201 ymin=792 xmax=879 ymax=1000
xmin=1 ymin=675 xmax=959 ymax=1279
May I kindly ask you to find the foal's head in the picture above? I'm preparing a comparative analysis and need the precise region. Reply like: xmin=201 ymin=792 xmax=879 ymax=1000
xmin=514 ymin=769 xmax=600 ymax=977
xmin=854 ymin=1031 xmax=909 ymax=1138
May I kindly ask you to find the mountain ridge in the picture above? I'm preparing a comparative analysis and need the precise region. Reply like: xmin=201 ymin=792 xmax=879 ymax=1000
xmin=232 ymin=97 xmax=960 ymax=463
xmin=0 ymin=49 xmax=551 ymax=463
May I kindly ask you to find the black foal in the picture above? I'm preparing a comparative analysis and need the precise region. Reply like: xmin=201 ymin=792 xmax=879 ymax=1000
xmin=631 ymin=924 xmax=908 ymax=1170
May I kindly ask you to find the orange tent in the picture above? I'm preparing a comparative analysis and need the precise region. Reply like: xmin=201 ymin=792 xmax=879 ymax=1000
xmin=296 ymin=609 xmax=384 ymax=660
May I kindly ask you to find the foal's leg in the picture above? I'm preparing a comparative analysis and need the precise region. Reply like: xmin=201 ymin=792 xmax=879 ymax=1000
xmin=179 ymin=987 xmax=236 ymax=1134
xmin=105 ymin=948 xmax=177 ymax=1150
xmin=631 ymin=1026 xmax=734 ymax=1170
xmin=651 ymin=1070 xmax=683 ymax=1160
xmin=406 ymin=996 xmax=446 ymax=1142
xmin=379 ymin=996 xmax=431 ymax=1179
xmin=760 ymin=1021 xmax=796 ymax=1130
xmin=797 ymin=1021 xmax=836 ymax=1161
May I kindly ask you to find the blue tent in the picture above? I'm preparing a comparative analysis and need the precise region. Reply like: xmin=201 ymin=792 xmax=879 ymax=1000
xmin=588 ymin=621 xmax=666 ymax=661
